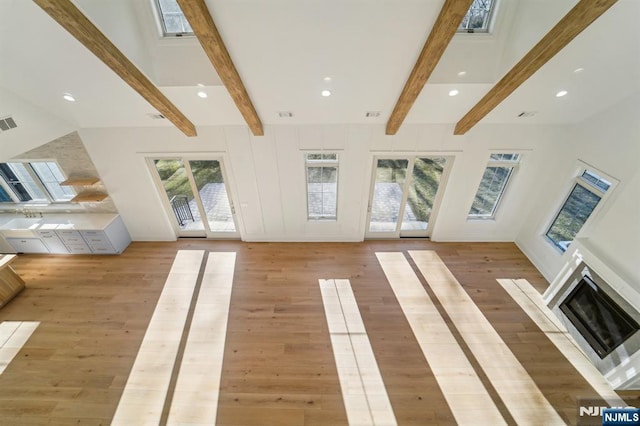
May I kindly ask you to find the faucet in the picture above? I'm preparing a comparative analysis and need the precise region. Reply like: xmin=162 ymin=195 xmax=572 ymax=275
xmin=21 ymin=208 xmax=36 ymax=218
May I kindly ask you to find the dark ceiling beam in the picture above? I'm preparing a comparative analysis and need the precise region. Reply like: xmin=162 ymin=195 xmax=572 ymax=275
xmin=177 ymin=0 xmax=264 ymax=136
xmin=33 ymin=0 xmax=197 ymax=137
xmin=386 ymin=0 xmax=474 ymax=135
xmin=454 ymin=0 xmax=618 ymax=135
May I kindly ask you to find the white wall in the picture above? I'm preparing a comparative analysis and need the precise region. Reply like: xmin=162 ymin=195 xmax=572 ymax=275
xmin=4 ymin=91 xmax=637 ymax=292
xmin=0 ymin=88 xmax=75 ymax=160
xmin=516 ymin=95 xmax=640 ymax=287
xmin=79 ymin=122 xmax=562 ymax=243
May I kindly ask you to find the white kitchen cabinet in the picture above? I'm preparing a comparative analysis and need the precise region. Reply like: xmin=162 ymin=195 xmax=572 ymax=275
xmin=80 ymin=230 xmax=115 ymax=254
xmin=5 ymin=238 xmax=49 ymax=254
xmin=80 ymin=217 xmax=130 ymax=254
xmin=0 ymin=214 xmax=131 ymax=255
xmin=56 ymin=229 xmax=91 ymax=254
xmin=35 ymin=230 xmax=69 ymax=254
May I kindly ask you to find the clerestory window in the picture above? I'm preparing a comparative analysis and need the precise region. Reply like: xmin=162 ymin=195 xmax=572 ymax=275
xmin=458 ymin=0 xmax=497 ymax=33
xmin=154 ymin=0 xmax=194 ymax=37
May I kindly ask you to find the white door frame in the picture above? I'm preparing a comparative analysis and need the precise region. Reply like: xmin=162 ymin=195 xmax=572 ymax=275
xmin=146 ymin=155 xmax=241 ymax=239
xmin=364 ymin=155 xmax=453 ymax=239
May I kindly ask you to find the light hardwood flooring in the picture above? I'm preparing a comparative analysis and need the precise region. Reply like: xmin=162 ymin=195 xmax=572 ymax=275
xmin=0 ymin=240 xmax=638 ymax=425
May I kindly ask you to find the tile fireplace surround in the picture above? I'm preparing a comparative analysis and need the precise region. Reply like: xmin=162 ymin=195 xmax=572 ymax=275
xmin=544 ymin=239 xmax=640 ymax=389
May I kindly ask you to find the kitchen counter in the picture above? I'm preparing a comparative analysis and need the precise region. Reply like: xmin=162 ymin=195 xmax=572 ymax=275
xmin=0 ymin=214 xmax=131 ymax=255
xmin=0 ymin=213 xmax=120 ymax=231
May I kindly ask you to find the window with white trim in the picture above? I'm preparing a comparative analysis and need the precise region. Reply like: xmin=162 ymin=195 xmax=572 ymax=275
xmin=305 ymin=153 xmax=338 ymax=220
xmin=546 ymin=169 xmax=613 ymax=252
xmin=458 ymin=0 xmax=496 ymax=33
xmin=0 ymin=161 xmax=75 ymax=203
xmin=468 ymin=153 xmax=520 ymax=219
xmin=154 ymin=0 xmax=193 ymax=37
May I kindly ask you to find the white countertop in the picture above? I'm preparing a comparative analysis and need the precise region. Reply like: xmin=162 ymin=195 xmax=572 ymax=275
xmin=0 ymin=214 xmax=119 ymax=231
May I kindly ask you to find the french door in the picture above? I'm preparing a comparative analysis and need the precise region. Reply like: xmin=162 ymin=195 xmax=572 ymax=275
xmin=365 ymin=156 xmax=450 ymax=238
xmin=150 ymin=158 xmax=239 ymax=238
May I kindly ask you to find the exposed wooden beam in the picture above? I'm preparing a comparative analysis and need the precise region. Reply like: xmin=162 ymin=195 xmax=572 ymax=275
xmin=33 ymin=0 xmax=197 ymax=137
xmin=386 ymin=0 xmax=474 ymax=135
xmin=177 ymin=0 xmax=264 ymax=136
xmin=454 ymin=0 xmax=618 ymax=135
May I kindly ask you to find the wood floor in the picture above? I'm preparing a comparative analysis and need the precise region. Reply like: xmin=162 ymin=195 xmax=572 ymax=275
xmin=0 ymin=240 xmax=638 ymax=425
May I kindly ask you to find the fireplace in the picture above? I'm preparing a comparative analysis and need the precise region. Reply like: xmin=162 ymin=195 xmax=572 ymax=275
xmin=544 ymin=240 xmax=640 ymax=389
xmin=560 ymin=275 xmax=640 ymax=359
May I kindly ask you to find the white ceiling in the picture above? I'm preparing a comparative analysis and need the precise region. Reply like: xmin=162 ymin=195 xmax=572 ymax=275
xmin=0 ymin=0 xmax=638 ymax=131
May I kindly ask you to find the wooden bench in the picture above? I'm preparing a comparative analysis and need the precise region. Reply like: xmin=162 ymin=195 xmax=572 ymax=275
xmin=0 ymin=255 xmax=26 ymax=309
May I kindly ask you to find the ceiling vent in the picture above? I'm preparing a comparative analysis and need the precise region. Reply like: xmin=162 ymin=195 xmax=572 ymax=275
xmin=366 ymin=111 xmax=381 ymax=118
xmin=148 ymin=113 xmax=166 ymax=120
xmin=517 ymin=111 xmax=537 ymax=118
xmin=277 ymin=111 xmax=293 ymax=118
xmin=0 ymin=116 xmax=17 ymax=132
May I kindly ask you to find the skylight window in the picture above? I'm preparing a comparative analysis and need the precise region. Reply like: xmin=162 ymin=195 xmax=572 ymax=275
xmin=458 ymin=0 xmax=496 ymax=33
xmin=155 ymin=0 xmax=193 ymax=37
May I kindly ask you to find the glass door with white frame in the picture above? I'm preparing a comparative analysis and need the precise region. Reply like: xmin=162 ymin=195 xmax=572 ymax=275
xmin=366 ymin=156 xmax=449 ymax=238
xmin=151 ymin=158 xmax=239 ymax=238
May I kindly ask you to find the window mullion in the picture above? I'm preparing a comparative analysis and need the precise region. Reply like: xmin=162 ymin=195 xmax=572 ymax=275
xmin=0 ymin=177 xmax=21 ymax=203
xmin=576 ymin=177 xmax=606 ymax=198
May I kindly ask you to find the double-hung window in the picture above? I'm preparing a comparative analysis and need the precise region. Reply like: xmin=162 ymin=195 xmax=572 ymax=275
xmin=0 ymin=161 xmax=75 ymax=203
xmin=305 ymin=153 xmax=338 ymax=220
xmin=468 ymin=153 xmax=520 ymax=219
xmin=546 ymin=168 xmax=613 ymax=252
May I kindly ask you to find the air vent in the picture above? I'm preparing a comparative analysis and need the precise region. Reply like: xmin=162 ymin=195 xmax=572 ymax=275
xmin=277 ymin=111 xmax=293 ymax=118
xmin=0 ymin=116 xmax=17 ymax=132
xmin=148 ymin=113 xmax=166 ymax=120
xmin=517 ymin=111 xmax=537 ymax=118
xmin=366 ymin=111 xmax=381 ymax=118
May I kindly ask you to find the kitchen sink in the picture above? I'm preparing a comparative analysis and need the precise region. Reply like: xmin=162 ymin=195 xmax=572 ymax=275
xmin=0 ymin=218 xmax=43 ymax=230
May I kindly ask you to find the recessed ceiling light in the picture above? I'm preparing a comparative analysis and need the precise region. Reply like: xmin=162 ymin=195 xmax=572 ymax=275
xmin=321 ymin=90 xmax=332 ymax=97
xmin=323 ymin=76 xmax=332 ymax=82
xmin=457 ymin=71 xmax=467 ymax=77
xmin=448 ymin=89 xmax=459 ymax=97
xmin=556 ymin=90 xmax=568 ymax=97
xmin=573 ymin=67 xmax=584 ymax=74
xmin=197 ymin=91 xmax=208 ymax=98
xmin=197 ymin=83 xmax=205 ymax=87
xmin=63 ymin=93 xmax=76 ymax=102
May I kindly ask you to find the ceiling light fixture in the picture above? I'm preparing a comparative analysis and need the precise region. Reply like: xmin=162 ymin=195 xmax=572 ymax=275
xmin=556 ymin=90 xmax=568 ymax=97
xmin=63 ymin=93 xmax=76 ymax=102
xmin=448 ymin=89 xmax=459 ymax=97
xmin=321 ymin=90 xmax=332 ymax=97
xmin=197 ymin=91 xmax=208 ymax=98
